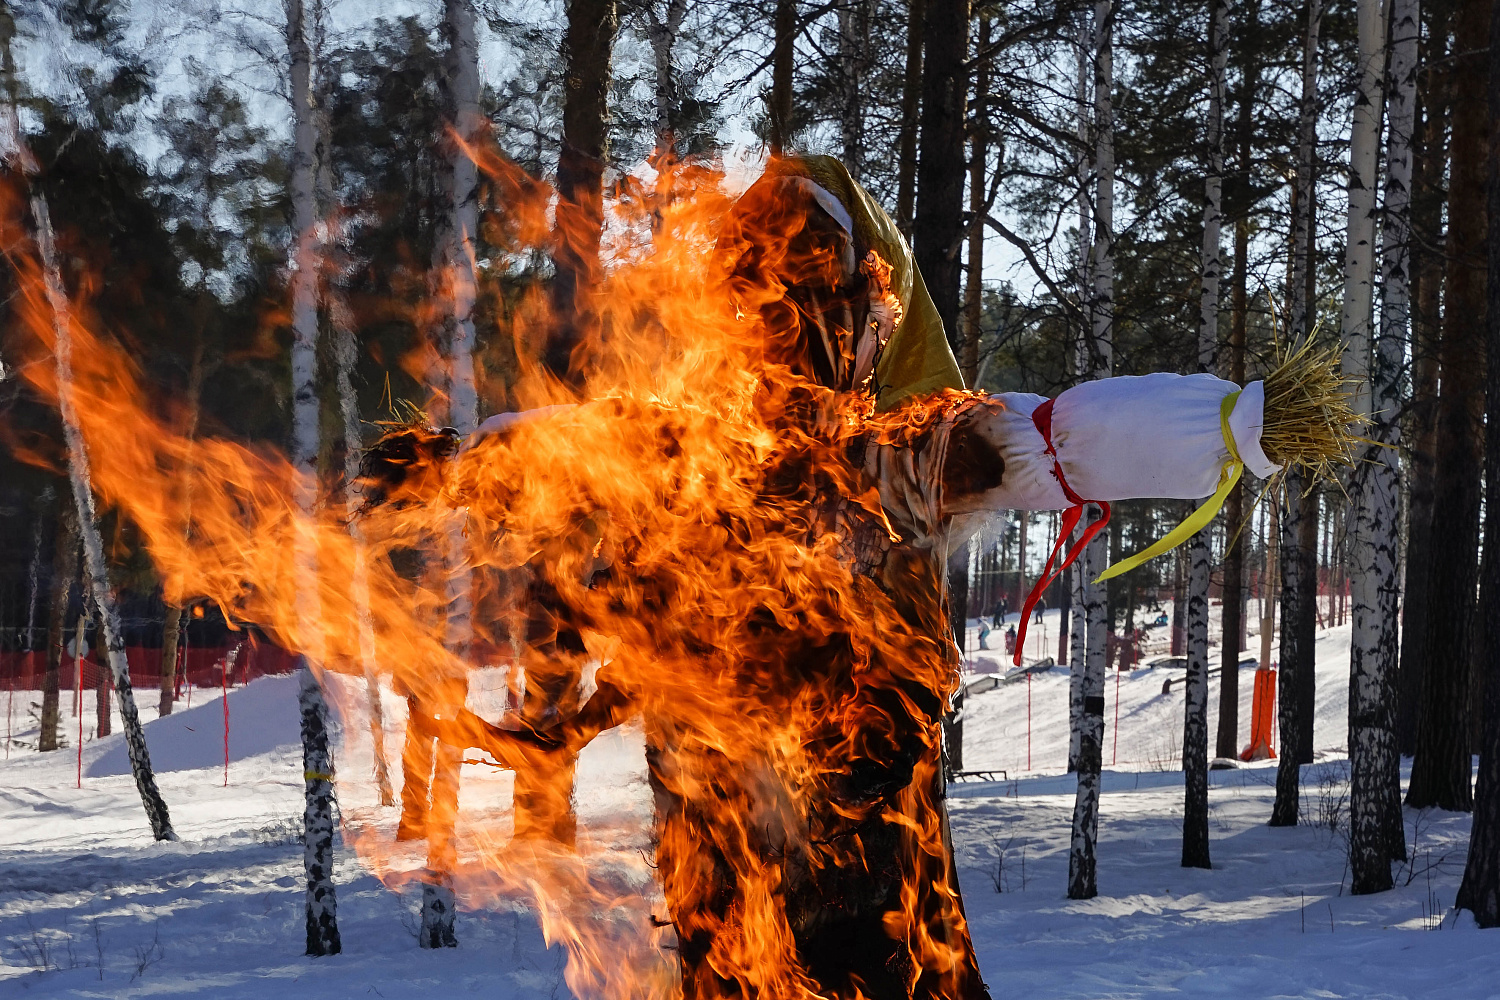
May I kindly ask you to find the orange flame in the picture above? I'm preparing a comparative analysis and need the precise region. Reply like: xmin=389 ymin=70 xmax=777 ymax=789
xmin=4 ymin=156 xmax=990 ymax=1000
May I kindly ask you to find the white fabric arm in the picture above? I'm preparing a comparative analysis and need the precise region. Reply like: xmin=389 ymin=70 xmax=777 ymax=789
xmin=968 ymin=374 xmax=1279 ymax=512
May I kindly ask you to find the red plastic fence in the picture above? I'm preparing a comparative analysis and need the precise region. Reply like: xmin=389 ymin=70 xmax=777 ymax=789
xmin=0 ymin=638 xmax=300 ymax=687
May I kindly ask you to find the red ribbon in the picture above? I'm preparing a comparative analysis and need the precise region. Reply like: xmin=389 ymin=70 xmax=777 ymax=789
xmin=1012 ymin=398 xmax=1110 ymax=666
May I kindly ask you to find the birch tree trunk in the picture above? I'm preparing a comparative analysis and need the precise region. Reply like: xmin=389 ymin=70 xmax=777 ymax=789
xmin=1183 ymin=0 xmax=1228 ymax=872
xmin=961 ymin=14 xmax=989 ymax=387
xmin=419 ymin=0 xmax=485 ymax=947
xmin=34 ymin=199 xmax=175 ymax=841
xmin=287 ymin=0 xmax=341 ymax=955
xmin=1457 ymin=0 xmax=1500 ymax=922
xmin=837 ymin=0 xmax=870 ymax=180
xmin=1349 ymin=0 xmax=1414 ymax=894
xmin=644 ymin=0 xmax=688 ymax=158
xmin=1069 ymin=0 xmax=1112 ymax=901
xmin=1067 ymin=5 xmax=1093 ymax=777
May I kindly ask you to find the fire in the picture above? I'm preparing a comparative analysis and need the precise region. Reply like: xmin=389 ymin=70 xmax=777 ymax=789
xmin=3 ymin=156 xmax=990 ymax=1000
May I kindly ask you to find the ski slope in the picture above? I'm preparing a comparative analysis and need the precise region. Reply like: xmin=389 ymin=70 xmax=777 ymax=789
xmin=0 ymin=620 xmax=1490 ymax=999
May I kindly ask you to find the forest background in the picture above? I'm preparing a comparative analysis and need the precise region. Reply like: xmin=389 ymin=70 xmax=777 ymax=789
xmin=2 ymin=0 xmax=1499 ymax=931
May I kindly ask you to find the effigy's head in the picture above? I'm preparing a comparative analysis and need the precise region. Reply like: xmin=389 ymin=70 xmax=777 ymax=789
xmin=719 ymin=157 xmax=910 ymax=400
xmin=353 ymin=421 xmax=462 ymax=513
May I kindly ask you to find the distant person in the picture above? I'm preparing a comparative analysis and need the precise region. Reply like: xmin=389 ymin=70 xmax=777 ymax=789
xmin=992 ymin=596 xmax=1009 ymax=623
xmin=977 ymin=617 xmax=993 ymax=650
xmin=1034 ymin=596 xmax=1046 ymax=624
xmin=1004 ymin=624 xmax=1017 ymax=657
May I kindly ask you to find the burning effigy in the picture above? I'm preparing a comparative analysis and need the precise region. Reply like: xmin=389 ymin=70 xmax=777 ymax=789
xmin=4 ymin=156 xmax=1353 ymax=1000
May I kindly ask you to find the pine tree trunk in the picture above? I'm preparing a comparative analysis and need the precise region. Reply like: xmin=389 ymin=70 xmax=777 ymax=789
xmin=1070 ymin=0 xmax=1112 ymax=901
xmin=288 ymin=0 xmax=341 ymax=955
xmin=1182 ymin=0 xmax=1228 ymax=870
xmin=769 ymin=0 xmax=796 ymax=155
xmin=895 ymin=0 xmax=924 ymax=235
xmin=912 ymin=0 xmax=968 ymax=343
xmin=1397 ymin=4 xmax=1449 ymax=753
xmin=95 ymin=628 xmax=110 ymax=738
xmin=1409 ymin=0 xmax=1487 ymax=813
xmin=1272 ymin=473 xmax=1307 ymax=825
xmin=1456 ymin=0 xmax=1500 ymax=922
xmin=1216 ymin=0 xmax=1260 ymax=762
xmin=158 ymin=604 xmax=182 ymax=718
xmin=547 ymin=0 xmax=619 ymax=384
xmin=39 ymin=506 xmax=76 ymax=752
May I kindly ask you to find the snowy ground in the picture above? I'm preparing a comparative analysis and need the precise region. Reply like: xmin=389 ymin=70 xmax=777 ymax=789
xmin=0 ymin=619 xmax=1491 ymax=998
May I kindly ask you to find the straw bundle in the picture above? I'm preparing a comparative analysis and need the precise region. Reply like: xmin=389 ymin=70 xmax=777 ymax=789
xmin=1259 ymin=336 xmax=1360 ymax=485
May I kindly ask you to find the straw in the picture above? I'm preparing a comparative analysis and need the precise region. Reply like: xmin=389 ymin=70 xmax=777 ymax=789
xmin=1259 ymin=335 xmax=1360 ymax=488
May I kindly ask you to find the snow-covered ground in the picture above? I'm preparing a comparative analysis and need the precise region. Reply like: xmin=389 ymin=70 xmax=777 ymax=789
xmin=0 ymin=619 xmax=1490 ymax=998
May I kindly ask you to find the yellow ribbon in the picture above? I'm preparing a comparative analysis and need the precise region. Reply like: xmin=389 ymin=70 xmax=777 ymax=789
xmin=1095 ymin=390 xmax=1243 ymax=583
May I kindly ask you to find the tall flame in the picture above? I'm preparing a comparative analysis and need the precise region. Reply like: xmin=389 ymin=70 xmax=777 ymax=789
xmin=3 ymin=157 xmax=989 ymax=1000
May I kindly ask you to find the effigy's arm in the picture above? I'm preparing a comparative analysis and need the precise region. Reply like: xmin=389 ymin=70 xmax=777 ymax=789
xmin=942 ymin=372 xmax=1281 ymax=517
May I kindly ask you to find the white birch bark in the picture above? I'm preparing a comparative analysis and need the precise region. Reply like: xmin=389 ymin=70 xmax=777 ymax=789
xmin=419 ymin=0 xmax=484 ymax=948
xmin=1070 ymin=0 xmax=1113 ymax=901
xmin=1183 ymin=0 xmax=1229 ymax=872
xmin=311 ymin=82 xmax=396 ymax=812
xmin=644 ymin=0 xmax=688 ymax=158
xmin=837 ymin=0 xmax=869 ymax=180
xmin=1349 ymin=0 xmax=1415 ymax=895
xmin=33 ymin=200 xmax=176 ymax=841
xmin=1067 ymin=5 xmax=1093 ymax=776
xmin=0 ymin=17 xmax=173 ymax=840
xmin=287 ymin=0 xmax=341 ymax=956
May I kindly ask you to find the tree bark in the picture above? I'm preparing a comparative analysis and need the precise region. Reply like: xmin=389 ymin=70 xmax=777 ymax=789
xmin=39 ymin=505 xmax=77 ymax=752
xmin=961 ymin=14 xmax=989 ymax=386
xmin=896 ymin=0 xmax=924 ymax=235
xmin=158 ymin=341 xmax=203 ymax=719
xmin=1067 ymin=7 xmax=1091 ymax=775
xmin=1456 ymin=0 xmax=1500 ymax=923
xmin=913 ymin=0 xmax=968 ymax=344
xmin=769 ymin=0 xmax=796 ymax=155
xmin=1397 ymin=1 xmax=1449 ymax=753
xmin=1272 ymin=473 xmax=1310 ymax=825
xmin=644 ymin=0 xmax=688 ymax=158
xmin=34 ymin=196 xmax=174 ymax=841
xmin=1345 ymin=0 xmax=1403 ymax=895
xmin=1183 ymin=0 xmax=1229 ymax=871
xmin=1070 ymin=0 xmax=1112 ymax=901
xmin=1216 ymin=0 xmax=1258 ymax=760
xmin=1408 ymin=0 xmax=1487 ymax=813
xmin=288 ymin=0 xmax=341 ymax=955
xmin=547 ymin=0 xmax=619 ymax=384
xmin=838 ymin=0 xmax=871 ymax=180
